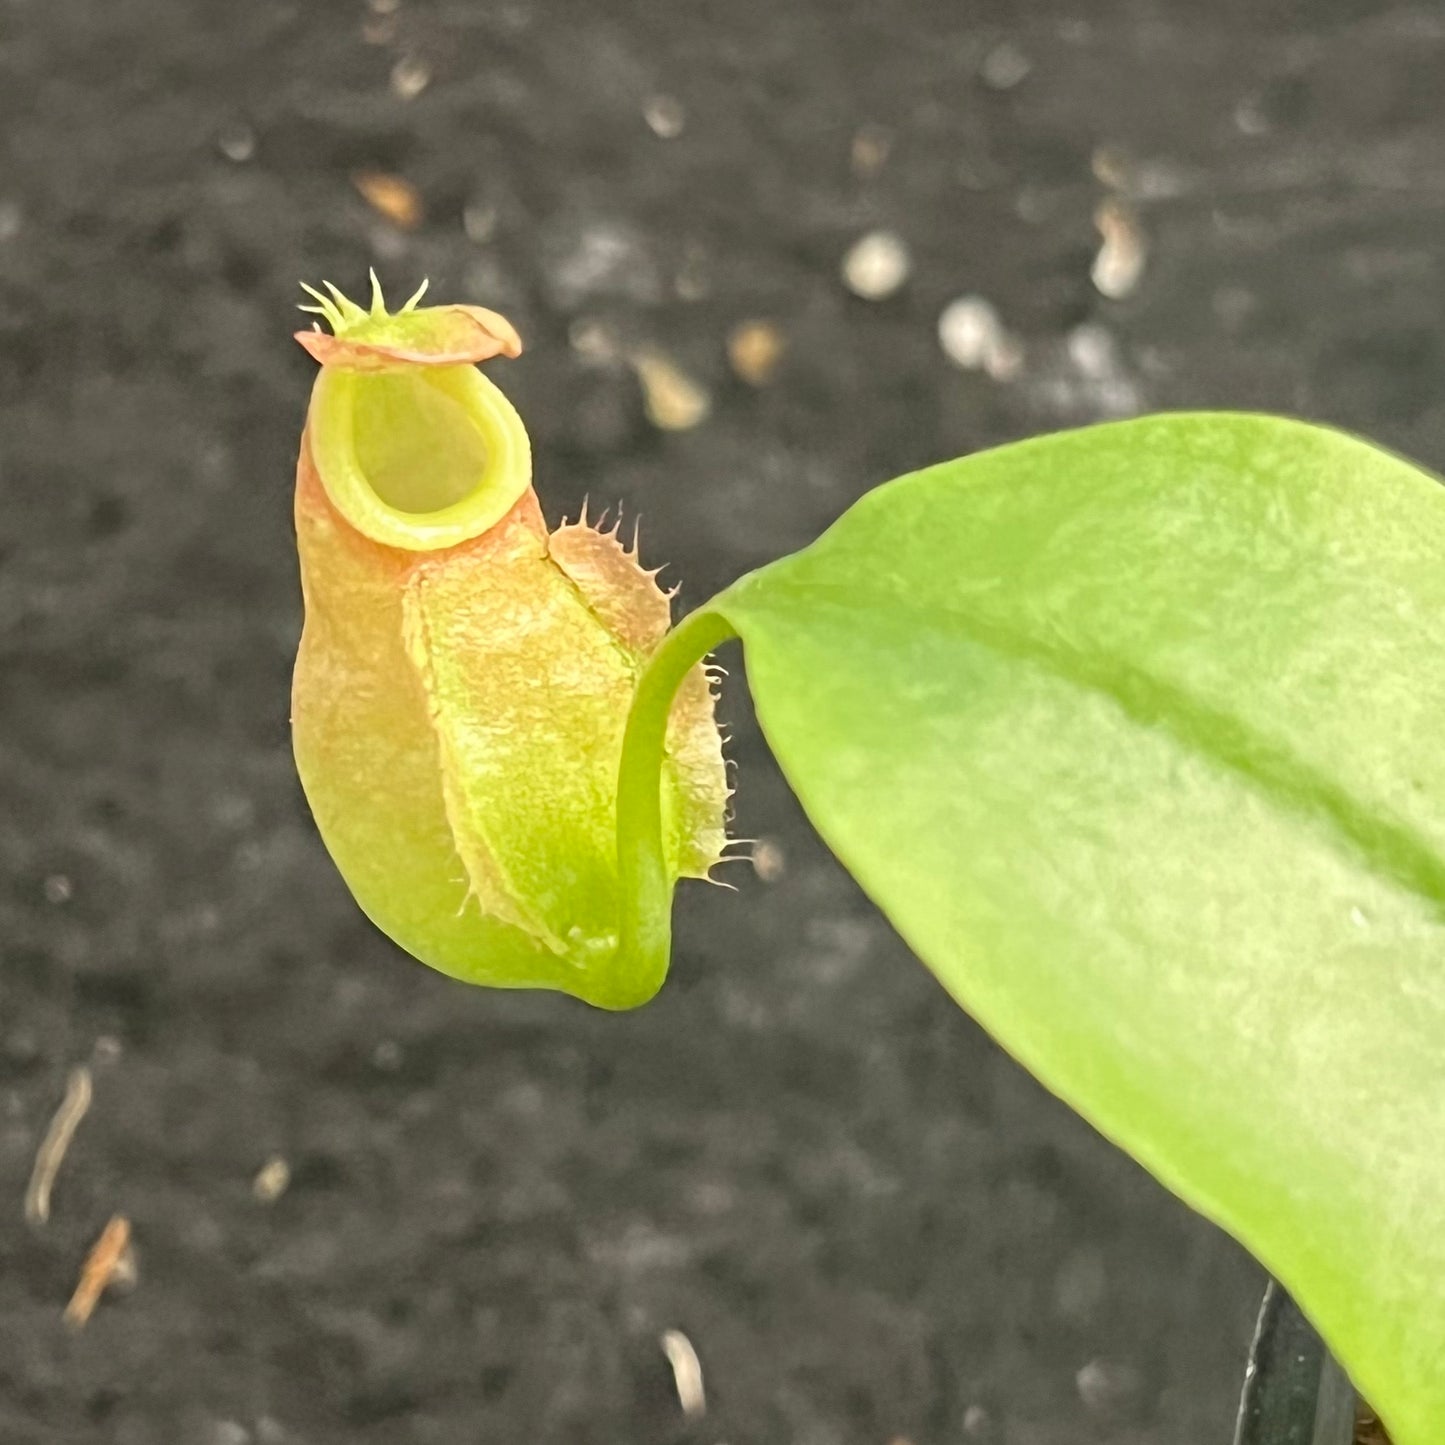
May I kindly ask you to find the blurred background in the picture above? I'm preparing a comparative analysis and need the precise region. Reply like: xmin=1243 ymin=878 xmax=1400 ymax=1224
xmin=1 ymin=0 xmax=1439 ymax=1441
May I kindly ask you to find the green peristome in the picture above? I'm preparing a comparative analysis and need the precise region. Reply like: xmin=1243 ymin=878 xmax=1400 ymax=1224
xmin=633 ymin=413 xmax=1444 ymax=1442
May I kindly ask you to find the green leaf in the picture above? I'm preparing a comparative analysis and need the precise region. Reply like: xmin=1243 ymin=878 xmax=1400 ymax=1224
xmin=636 ymin=414 xmax=1445 ymax=1441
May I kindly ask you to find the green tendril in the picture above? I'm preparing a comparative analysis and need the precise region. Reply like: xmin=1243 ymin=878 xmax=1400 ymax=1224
xmin=611 ymin=606 xmax=738 ymax=1010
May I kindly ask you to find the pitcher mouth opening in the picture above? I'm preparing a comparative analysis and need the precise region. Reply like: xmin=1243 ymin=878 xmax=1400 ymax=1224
xmin=306 ymin=361 xmax=532 ymax=551
xmin=295 ymin=275 xmax=531 ymax=552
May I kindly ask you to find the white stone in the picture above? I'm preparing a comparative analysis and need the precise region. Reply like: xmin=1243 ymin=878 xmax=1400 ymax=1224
xmin=842 ymin=231 xmax=911 ymax=300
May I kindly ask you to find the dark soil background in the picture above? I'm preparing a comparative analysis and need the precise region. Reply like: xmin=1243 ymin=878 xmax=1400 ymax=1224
xmin=2 ymin=1 xmax=1442 ymax=1442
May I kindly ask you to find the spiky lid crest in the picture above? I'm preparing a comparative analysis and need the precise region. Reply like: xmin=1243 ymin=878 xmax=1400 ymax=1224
xmin=294 ymin=271 xmax=522 ymax=370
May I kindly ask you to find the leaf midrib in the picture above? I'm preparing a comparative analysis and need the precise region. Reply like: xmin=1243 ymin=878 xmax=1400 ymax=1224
xmin=727 ymin=574 xmax=1445 ymax=919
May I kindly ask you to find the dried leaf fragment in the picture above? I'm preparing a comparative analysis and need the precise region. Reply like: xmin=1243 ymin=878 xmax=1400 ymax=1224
xmin=632 ymin=350 xmax=711 ymax=431
xmin=353 ymin=171 xmax=424 ymax=230
xmin=65 ymin=1215 xmax=132 ymax=1328
xmin=727 ymin=320 xmax=786 ymax=387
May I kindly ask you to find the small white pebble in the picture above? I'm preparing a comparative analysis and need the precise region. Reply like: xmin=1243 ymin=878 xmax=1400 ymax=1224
xmin=1066 ymin=323 xmax=1117 ymax=380
xmin=43 ymin=874 xmax=73 ymax=904
xmin=962 ymin=1404 xmax=992 ymax=1437
xmin=1075 ymin=1357 xmax=1142 ymax=1415
xmin=253 ymin=1155 xmax=291 ymax=1204
xmin=643 ymin=95 xmax=686 ymax=139
xmin=981 ymin=42 xmax=1031 ymax=90
xmin=938 ymin=296 xmax=1000 ymax=368
xmin=390 ymin=55 xmax=432 ymax=101
xmin=938 ymin=296 xmax=1022 ymax=380
xmin=216 ymin=123 xmax=256 ymax=164
xmin=842 ymin=231 xmax=911 ymax=300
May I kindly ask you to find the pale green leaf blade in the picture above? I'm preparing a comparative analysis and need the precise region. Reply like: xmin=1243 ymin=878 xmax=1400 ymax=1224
xmin=708 ymin=413 xmax=1445 ymax=1443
